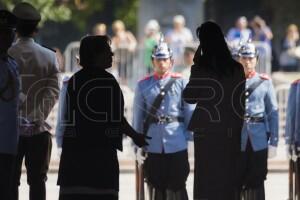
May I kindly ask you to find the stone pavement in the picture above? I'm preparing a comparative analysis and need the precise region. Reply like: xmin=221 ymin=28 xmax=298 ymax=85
xmin=18 ymin=137 xmax=291 ymax=200
xmin=19 ymin=172 xmax=288 ymax=200
xmin=45 ymin=136 xmax=289 ymax=173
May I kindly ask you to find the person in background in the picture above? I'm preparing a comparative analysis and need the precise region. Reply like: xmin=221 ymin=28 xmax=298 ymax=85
xmin=285 ymin=78 xmax=300 ymax=196
xmin=279 ymin=24 xmax=300 ymax=71
xmin=111 ymin=20 xmax=137 ymax=51
xmin=55 ymin=76 xmax=70 ymax=155
xmin=250 ymin=15 xmax=273 ymax=47
xmin=92 ymin=23 xmax=107 ymax=36
xmin=180 ymin=46 xmax=196 ymax=79
xmin=166 ymin=15 xmax=193 ymax=69
xmin=227 ymin=16 xmax=252 ymax=44
xmin=8 ymin=2 xmax=60 ymax=200
xmin=56 ymin=55 xmax=82 ymax=157
xmin=237 ymin=41 xmax=278 ymax=200
xmin=111 ymin=20 xmax=137 ymax=81
xmin=0 ymin=9 xmax=19 ymax=200
xmin=143 ymin=19 xmax=160 ymax=74
xmin=53 ymin=47 xmax=65 ymax=72
xmin=133 ymin=36 xmax=194 ymax=200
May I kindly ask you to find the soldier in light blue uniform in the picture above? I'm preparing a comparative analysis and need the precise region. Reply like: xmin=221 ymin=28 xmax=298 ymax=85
xmin=285 ymin=78 xmax=300 ymax=199
xmin=56 ymin=57 xmax=81 ymax=151
xmin=133 ymin=36 xmax=194 ymax=200
xmin=238 ymin=42 xmax=279 ymax=200
xmin=285 ymin=79 xmax=300 ymax=151
xmin=55 ymin=76 xmax=69 ymax=150
xmin=0 ymin=9 xmax=19 ymax=200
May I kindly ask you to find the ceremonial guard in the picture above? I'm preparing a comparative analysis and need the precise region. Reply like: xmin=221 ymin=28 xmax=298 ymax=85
xmin=133 ymin=36 xmax=194 ymax=200
xmin=285 ymin=78 xmax=300 ymax=200
xmin=55 ymin=76 xmax=69 ymax=150
xmin=8 ymin=2 xmax=59 ymax=200
xmin=0 ymin=9 xmax=19 ymax=200
xmin=238 ymin=41 xmax=279 ymax=199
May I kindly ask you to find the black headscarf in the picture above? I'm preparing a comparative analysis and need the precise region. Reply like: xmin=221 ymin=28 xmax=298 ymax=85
xmin=79 ymin=35 xmax=112 ymax=69
xmin=193 ymin=21 xmax=237 ymax=76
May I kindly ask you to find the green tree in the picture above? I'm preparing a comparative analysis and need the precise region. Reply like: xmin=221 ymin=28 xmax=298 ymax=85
xmin=1 ymin=0 xmax=72 ymax=25
xmin=1 ymin=0 xmax=139 ymax=32
xmin=114 ymin=0 xmax=139 ymax=33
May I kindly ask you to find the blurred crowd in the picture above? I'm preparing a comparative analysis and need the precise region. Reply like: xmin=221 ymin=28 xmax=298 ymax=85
xmin=226 ymin=16 xmax=300 ymax=72
xmin=59 ymin=15 xmax=197 ymax=82
xmin=57 ymin=15 xmax=300 ymax=83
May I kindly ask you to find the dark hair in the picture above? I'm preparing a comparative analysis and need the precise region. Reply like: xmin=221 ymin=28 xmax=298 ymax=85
xmin=16 ymin=20 xmax=38 ymax=37
xmin=79 ymin=35 xmax=112 ymax=68
xmin=194 ymin=21 xmax=239 ymax=76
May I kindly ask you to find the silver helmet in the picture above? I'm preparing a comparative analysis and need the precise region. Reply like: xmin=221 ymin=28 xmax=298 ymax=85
xmin=238 ymin=40 xmax=258 ymax=58
xmin=152 ymin=33 xmax=173 ymax=59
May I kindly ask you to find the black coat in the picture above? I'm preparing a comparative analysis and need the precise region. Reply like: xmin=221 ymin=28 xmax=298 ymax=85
xmin=57 ymin=68 xmax=125 ymax=189
xmin=182 ymin=63 xmax=245 ymax=199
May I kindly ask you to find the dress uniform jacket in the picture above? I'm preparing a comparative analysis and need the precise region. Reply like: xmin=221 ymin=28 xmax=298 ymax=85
xmin=0 ymin=55 xmax=19 ymax=155
xmin=285 ymin=79 xmax=300 ymax=146
xmin=55 ymin=76 xmax=69 ymax=148
xmin=8 ymin=37 xmax=59 ymax=133
xmin=132 ymin=73 xmax=194 ymax=154
xmin=241 ymin=72 xmax=279 ymax=151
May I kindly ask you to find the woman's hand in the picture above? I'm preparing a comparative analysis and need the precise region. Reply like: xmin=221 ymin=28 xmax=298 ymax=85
xmin=131 ymin=132 xmax=151 ymax=147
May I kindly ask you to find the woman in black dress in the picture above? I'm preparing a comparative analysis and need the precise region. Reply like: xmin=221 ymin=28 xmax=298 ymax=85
xmin=182 ymin=21 xmax=246 ymax=200
xmin=57 ymin=35 xmax=149 ymax=200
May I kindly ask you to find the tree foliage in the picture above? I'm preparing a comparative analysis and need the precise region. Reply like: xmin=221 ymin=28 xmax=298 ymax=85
xmin=114 ymin=0 xmax=139 ymax=32
xmin=1 ymin=0 xmax=139 ymax=32
xmin=1 ymin=0 xmax=72 ymax=25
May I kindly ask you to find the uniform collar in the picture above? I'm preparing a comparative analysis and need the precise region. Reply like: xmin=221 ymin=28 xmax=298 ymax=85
xmin=153 ymin=72 xmax=171 ymax=80
xmin=16 ymin=37 xmax=34 ymax=43
xmin=246 ymin=71 xmax=256 ymax=79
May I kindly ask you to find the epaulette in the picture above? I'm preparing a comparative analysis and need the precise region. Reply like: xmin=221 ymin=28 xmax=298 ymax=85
xmin=42 ymin=45 xmax=56 ymax=53
xmin=259 ymin=73 xmax=270 ymax=80
xmin=170 ymin=72 xmax=182 ymax=78
xmin=292 ymin=79 xmax=300 ymax=85
xmin=138 ymin=75 xmax=151 ymax=82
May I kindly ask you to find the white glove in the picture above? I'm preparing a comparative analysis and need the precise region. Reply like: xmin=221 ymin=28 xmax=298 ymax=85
xmin=286 ymin=146 xmax=298 ymax=161
xmin=268 ymin=145 xmax=277 ymax=159
xmin=286 ymin=146 xmax=292 ymax=159
xmin=136 ymin=148 xmax=146 ymax=166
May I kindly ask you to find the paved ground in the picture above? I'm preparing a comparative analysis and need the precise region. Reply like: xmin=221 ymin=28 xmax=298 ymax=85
xmin=18 ymin=138 xmax=290 ymax=199
xmin=19 ymin=172 xmax=288 ymax=200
